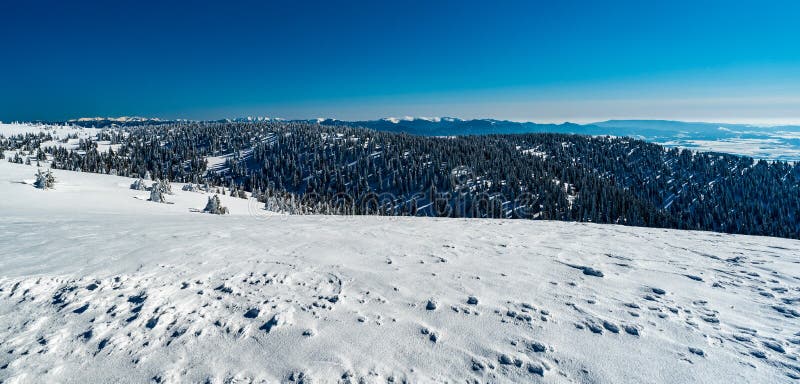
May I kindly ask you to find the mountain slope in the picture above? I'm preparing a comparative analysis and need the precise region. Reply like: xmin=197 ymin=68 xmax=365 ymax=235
xmin=50 ymin=118 xmax=800 ymax=161
xmin=1 ymin=162 xmax=798 ymax=383
xmin=318 ymin=118 xmax=800 ymax=161
xmin=19 ymin=121 xmax=797 ymax=239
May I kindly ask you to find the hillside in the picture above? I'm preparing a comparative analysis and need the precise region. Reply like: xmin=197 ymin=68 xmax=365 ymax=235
xmin=4 ymin=121 xmax=798 ymax=239
xmin=56 ymin=118 xmax=800 ymax=162
xmin=1 ymin=162 xmax=799 ymax=383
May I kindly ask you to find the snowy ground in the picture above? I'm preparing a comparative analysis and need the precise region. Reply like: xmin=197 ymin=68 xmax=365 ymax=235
xmin=1 ymin=161 xmax=799 ymax=383
xmin=0 ymin=122 xmax=119 ymax=157
xmin=659 ymin=138 xmax=800 ymax=163
xmin=0 ymin=122 xmax=100 ymax=138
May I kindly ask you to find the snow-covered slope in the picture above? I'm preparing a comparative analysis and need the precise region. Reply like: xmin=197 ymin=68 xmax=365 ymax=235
xmin=0 ymin=122 xmax=101 ymax=138
xmin=1 ymin=162 xmax=799 ymax=383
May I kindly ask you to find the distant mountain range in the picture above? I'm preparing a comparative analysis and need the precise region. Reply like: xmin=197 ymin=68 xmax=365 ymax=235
xmin=58 ymin=116 xmax=800 ymax=161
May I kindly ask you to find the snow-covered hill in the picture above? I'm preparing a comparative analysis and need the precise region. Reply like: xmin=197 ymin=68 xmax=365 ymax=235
xmin=0 ymin=161 xmax=799 ymax=383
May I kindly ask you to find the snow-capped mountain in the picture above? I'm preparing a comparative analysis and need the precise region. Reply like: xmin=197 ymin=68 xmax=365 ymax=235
xmin=223 ymin=116 xmax=284 ymax=123
xmin=67 ymin=116 xmax=169 ymax=127
xmin=70 ymin=116 xmax=161 ymax=123
xmin=380 ymin=116 xmax=458 ymax=124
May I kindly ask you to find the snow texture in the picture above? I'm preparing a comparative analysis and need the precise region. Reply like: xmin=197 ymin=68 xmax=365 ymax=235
xmin=0 ymin=161 xmax=799 ymax=383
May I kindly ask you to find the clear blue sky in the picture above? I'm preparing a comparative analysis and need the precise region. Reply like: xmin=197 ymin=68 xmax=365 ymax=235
xmin=2 ymin=0 xmax=799 ymax=123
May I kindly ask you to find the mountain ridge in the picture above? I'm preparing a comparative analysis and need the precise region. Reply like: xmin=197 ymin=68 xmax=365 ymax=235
xmin=17 ymin=117 xmax=800 ymax=161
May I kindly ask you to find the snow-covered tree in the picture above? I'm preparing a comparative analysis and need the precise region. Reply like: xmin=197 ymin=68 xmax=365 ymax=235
xmin=264 ymin=191 xmax=301 ymax=214
xmin=34 ymin=169 xmax=55 ymax=190
xmin=149 ymin=181 xmax=166 ymax=203
xmin=157 ymin=179 xmax=173 ymax=195
xmin=203 ymin=194 xmax=229 ymax=214
xmin=264 ymin=195 xmax=278 ymax=212
xmin=130 ymin=178 xmax=148 ymax=191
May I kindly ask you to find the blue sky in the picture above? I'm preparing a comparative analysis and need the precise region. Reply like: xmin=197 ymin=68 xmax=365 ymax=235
xmin=2 ymin=0 xmax=799 ymax=123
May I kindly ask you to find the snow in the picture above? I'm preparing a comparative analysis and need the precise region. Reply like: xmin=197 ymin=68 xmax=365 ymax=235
xmin=0 ymin=122 xmax=101 ymax=139
xmin=70 ymin=116 xmax=161 ymax=123
xmin=662 ymin=138 xmax=800 ymax=162
xmin=0 ymin=123 xmax=122 ymax=154
xmin=521 ymin=147 xmax=547 ymax=159
xmin=1 ymin=161 xmax=799 ymax=383
xmin=381 ymin=116 xmax=443 ymax=124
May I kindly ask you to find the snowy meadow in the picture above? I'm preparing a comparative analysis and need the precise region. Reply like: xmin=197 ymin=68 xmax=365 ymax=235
xmin=1 ymin=161 xmax=799 ymax=383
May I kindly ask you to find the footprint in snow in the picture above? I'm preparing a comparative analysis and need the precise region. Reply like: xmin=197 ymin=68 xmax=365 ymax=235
xmin=420 ymin=326 xmax=439 ymax=343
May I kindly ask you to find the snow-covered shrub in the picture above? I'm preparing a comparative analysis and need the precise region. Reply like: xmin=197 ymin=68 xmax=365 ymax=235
xmin=155 ymin=179 xmax=173 ymax=195
xmin=149 ymin=181 xmax=168 ymax=203
xmin=264 ymin=195 xmax=282 ymax=213
xmin=264 ymin=193 xmax=300 ymax=214
xmin=182 ymin=184 xmax=199 ymax=192
xmin=34 ymin=169 xmax=55 ymax=190
xmin=203 ymin=195 xmax=229 ymax=215
xmin=130 ymin=178 xmax=148 ymax=191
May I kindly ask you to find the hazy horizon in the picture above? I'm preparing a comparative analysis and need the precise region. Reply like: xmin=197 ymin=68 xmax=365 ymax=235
xmin=7 ymin=114 xmax=800 ymax=128
xmin=3 ymin=1 xmax=799 ymax=124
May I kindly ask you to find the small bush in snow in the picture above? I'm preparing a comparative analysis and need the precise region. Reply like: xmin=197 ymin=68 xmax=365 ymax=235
xmin=155 ymin=179 xmax=173 ymax=195
xmin=34 ymin=169 xmax=56 ymax=190
xmin=149 ymin=185 xmax=166 ymax=203
xmin=130 ymin=178 xmax=148 ymax=191
xmin=203 ymin=195 xmax=229 ymax=215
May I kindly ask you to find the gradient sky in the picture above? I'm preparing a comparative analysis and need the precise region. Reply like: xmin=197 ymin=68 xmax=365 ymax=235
xmin=2 ymin=0 xmax=800 ymax=123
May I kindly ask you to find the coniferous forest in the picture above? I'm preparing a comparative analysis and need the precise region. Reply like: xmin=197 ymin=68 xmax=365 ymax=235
xmin=3 ymin=121 xmax=799 ymax=239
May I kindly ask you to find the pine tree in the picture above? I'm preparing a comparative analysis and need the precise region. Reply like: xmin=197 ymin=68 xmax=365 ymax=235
xmin=34 ymin=169 xmax=55 ymax=189
xmin=203 ymin=194 xmax=229 ymax=214
xmin=149 ymin=182 xmax=166 ymax=203
xmin=153 ymin=178 xmax=173 ymax=195
xmin=130 ymin=178 xmax=148 ymax=191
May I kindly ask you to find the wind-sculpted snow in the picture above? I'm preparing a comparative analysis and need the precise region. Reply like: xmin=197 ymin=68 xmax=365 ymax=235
xmin=0 ymin=162 xmax=799 ymax=383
